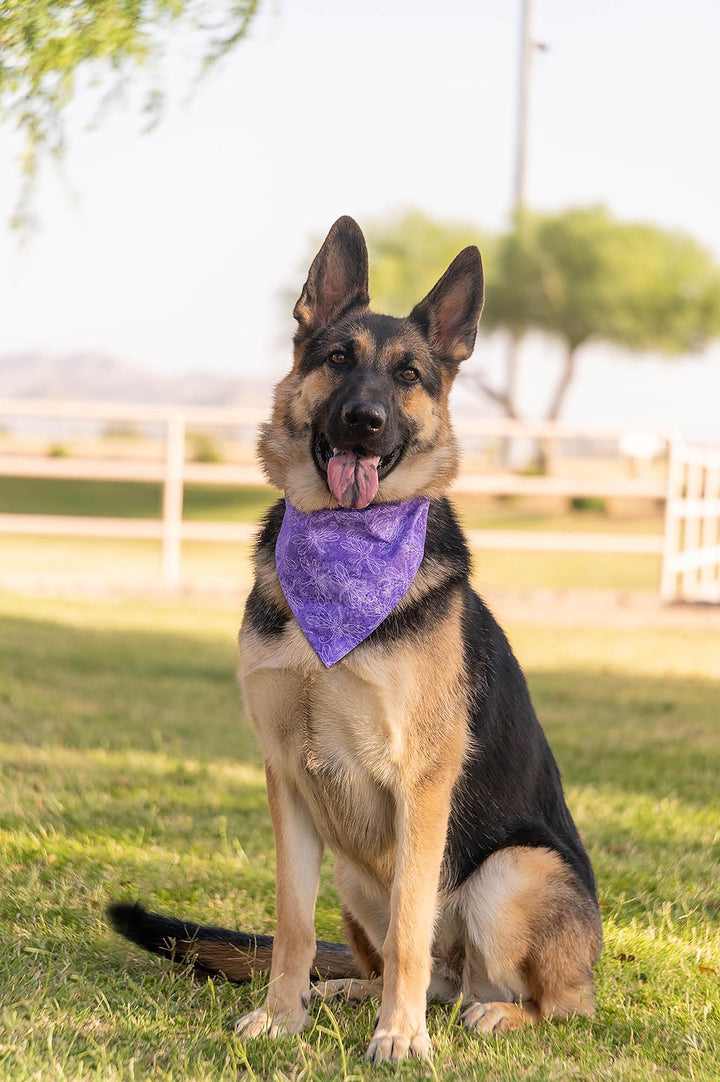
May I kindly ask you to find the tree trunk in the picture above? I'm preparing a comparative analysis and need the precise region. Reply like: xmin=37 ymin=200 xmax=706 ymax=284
xmin=547 ymin=341 xmax=579 ymax=421
xmin=506 ymin=334 xmax=521 ymax=419
xmin=537 ymin=341 xmax=579 ymax=474
xmin=471 ymin=335 xmax=521 ymax=421
xmin=500 ymin=334 xmax=521 ymax=467
xmin=469 ymin=333 xmax=522 ymax=467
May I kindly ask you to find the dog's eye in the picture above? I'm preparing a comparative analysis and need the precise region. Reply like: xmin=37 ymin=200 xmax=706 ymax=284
xmin=399 ymin=367 xmax=420 ymax=383
xmin=327 ymin=351 xmax=347 ymax=366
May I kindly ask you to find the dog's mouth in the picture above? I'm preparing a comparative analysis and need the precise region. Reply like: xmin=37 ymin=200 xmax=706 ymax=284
xmin=312 ymin=432 xmax=405 ymax=509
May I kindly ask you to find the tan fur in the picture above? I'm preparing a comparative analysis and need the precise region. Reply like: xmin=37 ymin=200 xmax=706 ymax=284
xmin=461 ymin=999 xmax=542 ymax=1034
xmin=236 ymin=223 xmax=599 ymax=1060
xmin=178 ymin=937 xmax=358 ymax=985
xmin=240 ymin=592 xmax=467 ymax=872
xmin=303 ymin=844 xmax=601 ymax=1038
xmin=241 ymin=420 xmax=599 ymax=1055
xmin=287 ymin=367 xmax=335 ymax=432
xmin=257 ymin=326 xmax=461 ymax=513
xmin=312 ymin=976 xmax=383 ymax=1003
xmin=353 ymin=328 xmax=375 ymax=358
xmin=457 ymin=846 xmax=601 ymax=1031
xmin=373 ymin=771 xmax=457 ymax=1050
xmin=238 ymin=581 xmax=470 ymax=1054
xmin=240 ymin=529 xmax=601 ymax=1050
xmin=342 ymin=906 xmax=383 ymax=977
xmin=379 ymin=425 xmax=459 ymax=503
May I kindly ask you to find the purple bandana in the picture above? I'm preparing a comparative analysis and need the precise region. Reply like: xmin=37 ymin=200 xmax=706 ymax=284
xmin=276 ymin=496 xmax=431 ymax=667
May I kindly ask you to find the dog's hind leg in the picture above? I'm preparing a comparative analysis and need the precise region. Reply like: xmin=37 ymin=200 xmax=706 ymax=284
xmin=311 ymin=907 xmax=383 ymax=1003
xmin=459 ymin=846 xmax=602 ymax=1036
xmin=341 ymin=904 xmax=384 ymax=977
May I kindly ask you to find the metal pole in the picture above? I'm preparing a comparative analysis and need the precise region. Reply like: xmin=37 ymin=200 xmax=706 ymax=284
xmin=501 ymin=0 xmax=535 ymax=461
xmin=513 ymin=0 xmax=534 ymax=216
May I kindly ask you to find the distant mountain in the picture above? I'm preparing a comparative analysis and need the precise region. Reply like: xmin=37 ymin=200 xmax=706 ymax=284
xmin=0 ymin=352 xmax=271 ymax=406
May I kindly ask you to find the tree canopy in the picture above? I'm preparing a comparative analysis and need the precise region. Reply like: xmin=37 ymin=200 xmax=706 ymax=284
xmin=367 ymin=206 xmax=720 ymax=423
xmin=366 ymin=211 xmax=491 ymax=317
xmin=485 ymin=206 xmax=720 ymax=355
xmin=0 ymin=0 xmax=258 ymax=226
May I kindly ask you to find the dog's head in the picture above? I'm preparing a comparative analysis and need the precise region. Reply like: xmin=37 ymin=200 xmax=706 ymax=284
xmin=259 ymin=216 xmax=483 ymax=511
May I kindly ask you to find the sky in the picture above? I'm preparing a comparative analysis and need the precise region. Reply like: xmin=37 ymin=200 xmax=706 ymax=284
xmin=1 ymin=0 xmax=720 ymax=440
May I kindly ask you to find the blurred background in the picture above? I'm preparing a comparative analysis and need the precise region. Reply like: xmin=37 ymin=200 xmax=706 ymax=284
xmin=1 ymin=0 xmax=720 ymax=603
xmin=3 ymin=11 xmax=720 ymax=1077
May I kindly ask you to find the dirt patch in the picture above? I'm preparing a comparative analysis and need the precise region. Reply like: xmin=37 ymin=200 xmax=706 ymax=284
xmin=481 ymin=585 xmax=720 ymax=631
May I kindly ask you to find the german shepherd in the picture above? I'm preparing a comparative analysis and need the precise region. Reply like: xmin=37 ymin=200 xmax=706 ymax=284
xmin=110 ymin=216 xmax=602 ymax=1063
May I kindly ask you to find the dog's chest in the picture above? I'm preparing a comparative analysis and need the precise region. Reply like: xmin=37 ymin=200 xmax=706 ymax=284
xmin=238 ymin=620 xmax=419 ymax=861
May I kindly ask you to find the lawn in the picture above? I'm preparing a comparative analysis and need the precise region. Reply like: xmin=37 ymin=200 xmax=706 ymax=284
xmin=0 ymin=477 xmax=276 ymax=523
xmin=0 ymin=588 xmax=718 ymax=1081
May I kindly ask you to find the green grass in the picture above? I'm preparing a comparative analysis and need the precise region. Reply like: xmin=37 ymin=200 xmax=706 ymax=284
xmin=0 ymin=478 xmax=277 ymax=523
xmin=0 ymin=590 xmax=718 ymax=1080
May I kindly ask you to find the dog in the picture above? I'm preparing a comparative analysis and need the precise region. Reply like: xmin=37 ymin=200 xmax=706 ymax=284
xmin=109 ymin=216 xmax=602 ymax=1063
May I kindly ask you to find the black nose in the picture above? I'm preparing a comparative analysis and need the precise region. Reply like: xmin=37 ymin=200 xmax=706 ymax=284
xmin=341 ymin=402 xmax=386 ymax=436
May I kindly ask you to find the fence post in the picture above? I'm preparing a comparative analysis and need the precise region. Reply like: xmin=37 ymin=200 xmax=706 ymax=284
xmin=700 ymin=464 xmax=720 ymax=594
xmin=681 ymin=457 xmax=704 ymax=600
xmin=660 ymin=436 xmax=682 ymax=603
xmin=162 ymin=411 xmax=185 ymax=589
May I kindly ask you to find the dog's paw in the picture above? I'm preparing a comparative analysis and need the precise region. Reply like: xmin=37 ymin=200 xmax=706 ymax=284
xmin=234 ymin=1003 xmax=309 ymax=1040
xmin=461 ymin=1000 xmax=527 ymax=1035
xmin=366 ymin=1027 xmax=432 ymax=1063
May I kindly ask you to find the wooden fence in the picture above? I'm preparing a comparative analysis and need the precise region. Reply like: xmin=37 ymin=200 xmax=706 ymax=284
xmin=661 ymin=440 xmax=720 ymax=603
xmin=1 ymin=398 xmax=710 ymax=599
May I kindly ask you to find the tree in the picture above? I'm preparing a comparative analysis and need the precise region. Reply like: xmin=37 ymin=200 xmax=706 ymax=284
xmin=0 ymin=0 xmax=258 ymax=227
xmin=366 ymin=210 xmax=492 ymax=317
xmin=367 ymin=207 xmax=720 ymax=444
xmin=482 ymin=206 xmax=720 ymax=424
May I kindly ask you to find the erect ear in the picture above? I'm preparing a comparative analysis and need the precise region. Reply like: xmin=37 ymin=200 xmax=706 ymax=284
xmin=408 ymin=246 xmax=484 ymax=368
xmin=293 ymin=216 xmax=369 ymax=338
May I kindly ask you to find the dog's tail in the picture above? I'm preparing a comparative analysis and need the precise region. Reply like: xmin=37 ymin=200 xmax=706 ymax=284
xmin=107 ymin=902 xmax=359 ymax=983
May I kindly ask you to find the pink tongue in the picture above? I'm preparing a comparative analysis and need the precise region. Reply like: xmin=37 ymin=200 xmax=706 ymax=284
xmin=327 ymin=450 xmax=381 ymax=509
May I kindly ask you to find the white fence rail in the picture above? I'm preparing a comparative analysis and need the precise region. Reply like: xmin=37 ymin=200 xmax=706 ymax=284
xmin=0 ymin=397 xmax=700 ymax=596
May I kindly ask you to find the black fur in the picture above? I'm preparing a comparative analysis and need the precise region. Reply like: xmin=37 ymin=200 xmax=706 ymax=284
xmin=293 ymin=216 xmax=370 ymax=343
xmin=243 ymin=585 xmax=288 ymax=637
xmin=243 ymin=497 xmax=471 ymax=647
xmin=244 ymin=495 xmax=597 ymax=907
xmin=107 ymin=902 xmax=356 ymax=982
xmin=444 ymin=587 xmax=597 ymax=899
xmin=109 ymin=220 xmax=599 ymax=1011
xmin=107 ymin=901 xmax=274 ymax=967
xmin=298 ymin=312 xmax=444 ymax=399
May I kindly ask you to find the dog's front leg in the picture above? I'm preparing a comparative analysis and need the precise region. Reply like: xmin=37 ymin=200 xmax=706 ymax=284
xmin=235 ymin=766 xmax=322 ymax=1039
xmin=366 ymin=777 xmax=452 ymax=1063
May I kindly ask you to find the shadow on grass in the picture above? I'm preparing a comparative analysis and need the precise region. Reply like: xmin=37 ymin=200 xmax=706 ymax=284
xmin=1 ymin=604 xmax=718 ymax=1080
xmin=531 ymin=668 xmax=720 ymax=809
xmin=0 ymin=611 xmax=261 ymax=765
xmin=1 ymin=608 xmax=718 ymax=806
